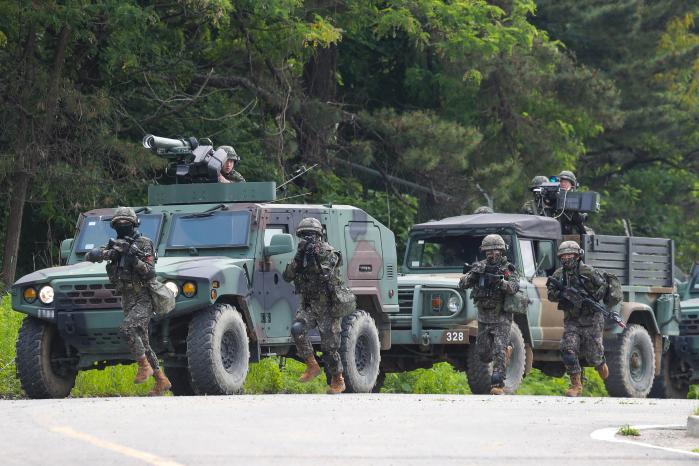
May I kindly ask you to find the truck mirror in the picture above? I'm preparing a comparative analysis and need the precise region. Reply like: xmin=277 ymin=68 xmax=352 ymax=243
xmin=60 ymin=238 xmax=74 ymax=262
xmin=264 ymin=233 xmax=294 ymax=257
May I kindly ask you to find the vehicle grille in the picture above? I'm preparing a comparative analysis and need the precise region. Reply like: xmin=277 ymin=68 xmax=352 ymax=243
xmin=55 ymin=283 xmax=121 ymax=310
xmin=398 ymin=287 xmax=414 ymax=314
xmin=680 ymin=313 xmax=699 ymax=336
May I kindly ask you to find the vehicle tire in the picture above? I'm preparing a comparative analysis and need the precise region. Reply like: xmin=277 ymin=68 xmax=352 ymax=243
xmin=186 ymin=303 xmax=249 ymax=395
xmin=166 ymin=366 xmax=195 ymax=396
xmin=15 ymin=316 xmax=77 ymax=399
xmin=340 ymin=310 xmax=381 ymax=393
xmin=466 ymin=323 xmax=526 ymax=394
xmin=649 ymin=349 xmax=690 ymax=399
xmin=605 ymin=324 xmax=655 ymax=398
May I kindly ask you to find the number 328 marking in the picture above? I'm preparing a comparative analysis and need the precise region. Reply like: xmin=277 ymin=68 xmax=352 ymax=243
xmin=445 ymin=331 xmax=465 ymax=342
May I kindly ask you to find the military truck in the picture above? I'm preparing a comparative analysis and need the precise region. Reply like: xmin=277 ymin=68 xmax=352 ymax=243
xmin=650 ymin=263 xmax=699 ymax=398
xmin=392 ymin=213 xmax=679 ymax=397
xmin=11 ymin=179 xmax=398 ymax=398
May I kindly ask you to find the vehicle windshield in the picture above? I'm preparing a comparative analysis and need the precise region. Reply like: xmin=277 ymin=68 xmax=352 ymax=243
xmin=406 ymin=232 xmax=513 ymax=270
xmin=167 ymin=211 xmax=251 ymax=248
xmin=689 ymin=272 xmax=699 ymax=295
xmin=75 ymin=214 xmax=163 ymax=253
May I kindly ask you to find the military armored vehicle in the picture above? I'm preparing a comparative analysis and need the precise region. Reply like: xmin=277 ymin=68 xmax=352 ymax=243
xmin=11 ymin=136 xmax=397 ymax=398
xmin=650 ymin=263 xmax=699 ymax=398
xmin=393 ymin=213 xmax=679 ymax=397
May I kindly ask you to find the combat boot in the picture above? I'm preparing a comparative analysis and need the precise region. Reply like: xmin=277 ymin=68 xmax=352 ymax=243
xmin=299 ymin=356 xmax=321 ymax=382
xmin=490 ymin=385 xmax=505 ymax=395
xmin=134 ymin=356 xmax=153 ymax=384
xmin=596 ymin=362 xmax=609 ymax=380
xmin=565 ymin=373 xmax=583 ymax=397
xmin=327 ymin=374 xmax=346 ymax=394
xmin=149 ymin=370 xmax=172 ymax=396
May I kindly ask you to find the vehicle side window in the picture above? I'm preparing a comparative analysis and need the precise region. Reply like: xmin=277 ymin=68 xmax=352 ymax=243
xmin=519 ymin=239 xmax=536 ymax=278
xmin=264 ymin=225 xmax=288 ymax=247
xmin=533 ymin=240 xmax=556 ymax=276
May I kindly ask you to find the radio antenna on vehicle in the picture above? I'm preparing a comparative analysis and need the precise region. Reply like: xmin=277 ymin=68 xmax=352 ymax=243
xmin=277 ymin=164 xmax=318 ymax=190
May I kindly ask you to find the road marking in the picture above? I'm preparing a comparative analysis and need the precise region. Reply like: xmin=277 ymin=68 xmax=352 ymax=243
xmin=50 ymin=426 xmax=184 ymax=466
xmin=590 ymin=424 xmax=699 ymax=458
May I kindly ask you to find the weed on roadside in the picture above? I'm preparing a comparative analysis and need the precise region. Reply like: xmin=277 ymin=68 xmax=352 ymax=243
xmin=618 ymin=425 xmax=641 ymax=436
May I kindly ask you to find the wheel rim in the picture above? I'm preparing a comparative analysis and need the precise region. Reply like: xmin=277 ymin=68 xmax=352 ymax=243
xmin=629 ymin=345 xmax=647 ymax=383
xmin=221 ymin=330 xmax=238 ymax=373
xmin=354 ymin=333 xmax=372 ymax=375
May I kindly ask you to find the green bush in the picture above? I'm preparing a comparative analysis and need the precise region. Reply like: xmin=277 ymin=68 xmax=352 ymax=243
xmin=382 ymin=363 xmax=471 ymax=394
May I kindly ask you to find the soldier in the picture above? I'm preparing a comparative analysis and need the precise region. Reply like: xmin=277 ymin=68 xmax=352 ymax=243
xmin=458 ymin=234 xmax=520 ymax=395
xmin=555 ymin=170 xmax=588 ymax=235
xmin=521 ymin=175 xmax=550 ymax=215
xmin=218 ymin=146 xmax=246 ymax=183
xmin=282 ymin=217 xmax=347 ymax=394
xmin=546 ymin=241 xmax=609 ymax=397
xmin=473 ymin=206 xmax=494 ymax=214
xmin=85 ymin=207 xmax=171 ymax=396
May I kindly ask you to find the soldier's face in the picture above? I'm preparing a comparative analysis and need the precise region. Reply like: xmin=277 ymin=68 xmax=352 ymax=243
xmin=560 ymin=179 xmax=573 ymax=191
xmin=223 ymin=159 xmax=235 ymax=173
xmin=560 ymin=253 xmax=575 ymax=261
xmin=486 ymin=250 xmax=502 ymax=262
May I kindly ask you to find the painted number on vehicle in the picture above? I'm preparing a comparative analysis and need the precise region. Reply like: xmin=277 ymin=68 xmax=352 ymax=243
xmin=445 ymin=331 xmax=465 ymax=342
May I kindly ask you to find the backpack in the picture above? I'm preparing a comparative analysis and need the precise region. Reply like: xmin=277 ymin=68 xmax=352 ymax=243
xmin=148 ymin=279 xmax=176 ymax=316
xmin=603 ymin=272 xmax=623 ymax=307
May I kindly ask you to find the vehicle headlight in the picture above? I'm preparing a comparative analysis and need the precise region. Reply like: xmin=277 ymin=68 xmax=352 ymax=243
xmin=182 ymin=281 xmax=197 ymax=298
xmin=23 ymin=287 xmax=37 ymax=304
xmin=39 ymin=285 xmax=54 ymax=304
xmin=448 ymin=295 xmax=461 ymax=313
xmin=164 ymin=281 xmax=179 ymax=298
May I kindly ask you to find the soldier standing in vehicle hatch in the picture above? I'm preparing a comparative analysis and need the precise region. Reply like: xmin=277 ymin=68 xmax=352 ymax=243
xmin=458 ymin=234 xmax=520 ymax=395
xmin=282 ymin=217 xmax=347 ymax=394
xmin=85 ymin=206 xmax=171 ymax=396
xmin=546 ymin=240 xmax=609 ymax=397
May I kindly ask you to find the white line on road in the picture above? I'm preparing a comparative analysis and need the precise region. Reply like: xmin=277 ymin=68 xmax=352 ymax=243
xmin=50 ymin=425 xmax=185 ymax=466
xmin=590 ymin=424 xmax=699 ymax=458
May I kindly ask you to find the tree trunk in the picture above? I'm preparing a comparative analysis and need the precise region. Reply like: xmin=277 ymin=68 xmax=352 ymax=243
xmin=1 ymin=172 xmax=30 ymax=285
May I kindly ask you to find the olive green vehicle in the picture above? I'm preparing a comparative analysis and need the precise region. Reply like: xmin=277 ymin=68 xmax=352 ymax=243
xmin=393 ymin=213 xmax=679 ymax=397
xmin=650 ymin=263 xmax=699 ymax=398
xmin=11 ymin=180 xmax=398 ymax=398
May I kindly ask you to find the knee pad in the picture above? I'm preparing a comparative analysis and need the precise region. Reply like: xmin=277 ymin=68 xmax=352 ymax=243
xmin=291 ymin=321 xmax=305 ymax=338
xmin=561 ymin=350 xmax=577 ymax=367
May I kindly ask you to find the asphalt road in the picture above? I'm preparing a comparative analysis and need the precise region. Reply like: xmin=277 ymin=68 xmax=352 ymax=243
xmin=1 ymin=395 xmax=697 ymax=465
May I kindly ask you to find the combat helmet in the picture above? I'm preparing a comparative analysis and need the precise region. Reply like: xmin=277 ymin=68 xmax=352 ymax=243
xmin=219 ymin=146 xmax=240 ymax=163
xmin=558 ymin=170 xmax=577 ymax=187
xmin=480 ymin=234 xmax=507 ymax=251
xmin=296 ymin=217 xmax=323 ymax=236
xmin=111 ymin=206 xmax=138 ymax=226
xmin=473 ymin=206 xmax=494 ymax=214
xmin=529 ymin=175 xmax=549 ymax=189
xmin=557 ymin=240 xmax=582 ymax=257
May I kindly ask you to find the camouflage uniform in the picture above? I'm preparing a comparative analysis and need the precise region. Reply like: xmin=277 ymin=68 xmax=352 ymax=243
xmin=221 ymin=169 xmax=246 ymax=183
xmin=283 ymin=235 xmax=344 ymax=376
xmin=459 ymin=240 xmax=520 ymax=390
xmin=521 ymin=175 xmax=550 ymax=216
xmin=104 ymin=235 xmax=159 ymax=371
xmin=219 ymin=145 xmax=246 ymax=183
xmin=547 ymin=260 xmax=607 ymax=376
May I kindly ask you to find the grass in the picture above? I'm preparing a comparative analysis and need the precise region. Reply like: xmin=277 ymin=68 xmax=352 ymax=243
xmin=694 ymin=406 xmax=699 ymax=416
xmin=0 ymin=293 xmax=696 ymax=398
xmin=617 ymin=424 xmax=641 ymax=436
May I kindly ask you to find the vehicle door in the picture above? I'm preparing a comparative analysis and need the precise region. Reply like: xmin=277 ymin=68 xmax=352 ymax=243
xmin=528 ymin=239 xmax=562 ymax=348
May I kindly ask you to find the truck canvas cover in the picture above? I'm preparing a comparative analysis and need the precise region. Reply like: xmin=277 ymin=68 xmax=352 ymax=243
xmin=410 ymin=213 xmax=562 ymax=240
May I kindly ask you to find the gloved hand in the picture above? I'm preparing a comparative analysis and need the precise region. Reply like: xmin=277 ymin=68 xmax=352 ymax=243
xmin=128 ymin=242 xmax=142 ymax=258
xmin=458 ymin=275 xmax=469 ymax=290
xmin=85 ymin=248 xmax=103 ymax=263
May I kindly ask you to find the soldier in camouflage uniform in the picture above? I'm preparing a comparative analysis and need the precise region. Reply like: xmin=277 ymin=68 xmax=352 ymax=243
xmin=521 ymin=175 xmax=550 ymax=215
xmin=218 ymin=146 xmax=246 ymax=183
xmin=555 ymin=170 xmax=589 ymax=235
xmin=86 ymin=207 xmax=171 ymax=396
xmin=282 ymin=217 xmax=346 ymax=394
xmin=546 ymin=240 xmax=609 ymax=397
xmin=458 ymin=234 xmax=520 ymax=395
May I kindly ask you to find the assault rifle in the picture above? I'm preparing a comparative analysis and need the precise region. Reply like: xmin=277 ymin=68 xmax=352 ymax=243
xmin=463 ymin=262 xmax=505 ymax=288
xmin=547 ymin=276 xmax=625 ymax=329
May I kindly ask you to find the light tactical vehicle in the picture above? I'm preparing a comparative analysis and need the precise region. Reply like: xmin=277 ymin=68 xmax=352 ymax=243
xmin=12 ymin=140 xmax=397 ymax=398
xmin=393 ymin=213 xmax=679 ymax=397
xmin=651 ymin=263 xmax=699 ymax=398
